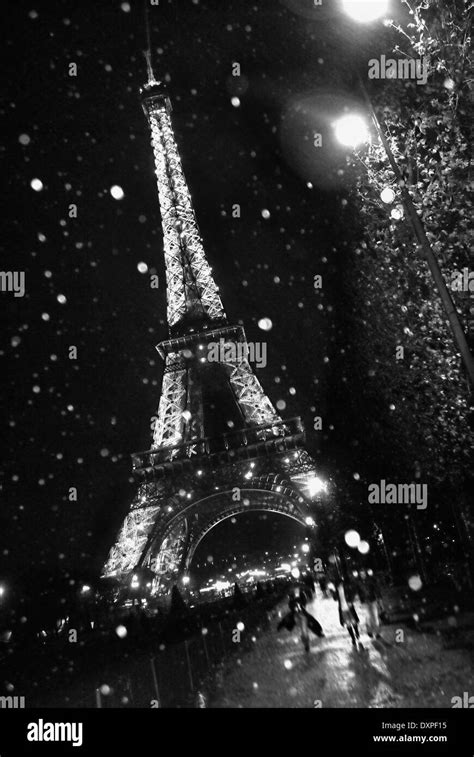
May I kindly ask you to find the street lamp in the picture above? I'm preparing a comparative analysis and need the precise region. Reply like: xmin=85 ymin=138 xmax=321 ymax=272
xmin=333 ymin=114 xmax=370 ymax=149
xmin=336 ymin=0 xmax=474 ymax=384
xmin=341 ymin=0 xmax=389 ymax=23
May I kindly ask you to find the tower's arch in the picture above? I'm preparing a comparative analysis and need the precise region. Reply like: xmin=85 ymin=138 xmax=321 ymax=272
xmin=184 ymin=500 xmax=307 ymax=571
xmin=141 ymin=482 xmax=312 ymax=593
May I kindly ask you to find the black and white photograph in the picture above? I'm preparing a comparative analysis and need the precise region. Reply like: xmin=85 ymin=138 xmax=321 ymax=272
xmin=1 ymin=0 xmax=473 ymax=750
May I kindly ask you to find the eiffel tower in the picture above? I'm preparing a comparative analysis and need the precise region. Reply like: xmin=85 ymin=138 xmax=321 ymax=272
xmin=102 ymin=67 xmax=323 ymax=595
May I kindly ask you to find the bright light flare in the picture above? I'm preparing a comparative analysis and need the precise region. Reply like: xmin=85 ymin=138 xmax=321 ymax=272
xmin=341 ymin=0 xmax=389 ymax=23
xmin=301 ymin=544 xmax=310 ymax=554
xmin=333 ymin=114 xmax=370 ymax=149
xmin=308 ymin=476 xmax=328 ymax=496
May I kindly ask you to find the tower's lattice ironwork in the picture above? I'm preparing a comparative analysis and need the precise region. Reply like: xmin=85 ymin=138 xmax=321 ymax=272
xmin=103 ymin=77 xmax=322 ymax=593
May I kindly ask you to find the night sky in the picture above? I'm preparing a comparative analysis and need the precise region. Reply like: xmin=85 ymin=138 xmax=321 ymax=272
xmin=2 ymin=0 xmax=396 ymax=582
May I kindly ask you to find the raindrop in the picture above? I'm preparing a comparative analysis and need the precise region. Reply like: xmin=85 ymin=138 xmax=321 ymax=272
xmin=408 ymin=575 xmax=422 ymax=591
xmin=258 ymin=317 xmax=272 ymax=331
xmin=110 ymin=185 xmax=124 ymax=200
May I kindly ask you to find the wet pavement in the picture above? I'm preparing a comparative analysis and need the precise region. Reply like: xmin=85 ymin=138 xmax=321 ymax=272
xmin=211 ymin=591 xmax=474 ymax=708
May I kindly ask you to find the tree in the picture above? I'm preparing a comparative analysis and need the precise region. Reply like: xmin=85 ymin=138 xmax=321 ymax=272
xmin=341 ymin=0 xmax=473 ymax=576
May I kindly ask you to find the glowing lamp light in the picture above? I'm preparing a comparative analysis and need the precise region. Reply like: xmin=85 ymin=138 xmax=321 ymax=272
xmin=182 ymin=575 xmax=190 ymax=585
xmin=308 ymin=476 xmax=328 ymax=496
xmin=0 ymin=586 xmax=5 ymax=598
xmin=291 ymin=567 xmax=301 ymax=579
xmin=131 ymin=574 xmax=140 ymax=588
xmin=333 ymin=114 xmax=369 ymax=149
xmin=341 ymin=0 xmax=389 ymax=23
xmin=344 ymin=529 xmax=361 ymax=548
xmin=81 ymin=584 xmax=91 ymax=594
xmin=380 ymin=187 xmax=395 ymax=204
xmin=301 ymin=543 xmax=310 ymax=554
xmin=358 ymin=540 xmax=370 ymax=554
xmin=305 ymin=516 xmax=315 ymax=526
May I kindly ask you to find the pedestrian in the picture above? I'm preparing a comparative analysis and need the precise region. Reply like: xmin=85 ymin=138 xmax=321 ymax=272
xmin=302 ymin=571 xmax=316 ymax=599
xmin=277 ymin=586 xmax=324 ymax=652
xmin=359 ymin=569 xmax=383 ymax=639
xmin=318 ymin=574 xmax=328 ymax=597
xmin=335 ymin=579 xmax=363 ymax=649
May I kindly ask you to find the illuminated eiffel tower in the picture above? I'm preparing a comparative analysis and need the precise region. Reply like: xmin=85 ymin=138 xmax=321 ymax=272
xmin=103 ymin=65 xmax=323 ymax=595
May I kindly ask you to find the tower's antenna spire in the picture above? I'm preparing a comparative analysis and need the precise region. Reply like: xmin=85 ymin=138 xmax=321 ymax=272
xmin=143 ymin=1 xmax=159 ymax=88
